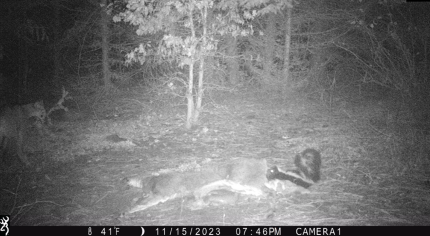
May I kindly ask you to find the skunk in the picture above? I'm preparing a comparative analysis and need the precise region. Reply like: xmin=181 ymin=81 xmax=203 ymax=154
xmin=267 ymin=148 xmax=321 ymax=189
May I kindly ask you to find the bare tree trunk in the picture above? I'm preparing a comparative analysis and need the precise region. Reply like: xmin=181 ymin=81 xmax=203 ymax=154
xmin=100 ymin=0 xmax=112 ymax=87
xmin=186 ymin=4 xmax=196 ymax=129
xmin=282 ymin=5 xmax=292 ymax=95
xmin=193 ymin=4 xmax=208 ymax=123
xmin=263 ymin=13 xmax=276 ymax=88
xmin=204 ymin=7 xmax=216 ymax=86
xmin=18 ymin=39 xmax=29 ymax=101
xmin=52 ymin=0 xmax=61 ymax=84
xmin=226 ymin=36 xmax=239 ymax=85
xmin=186 ymin=62 xmax=195 ymax=129
xmin=309 ymin=1 xmax=325 ymax=85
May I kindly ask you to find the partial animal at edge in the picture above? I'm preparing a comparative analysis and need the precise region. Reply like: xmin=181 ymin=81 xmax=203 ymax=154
xmin=0 ymin=100 xmax=47 ymax=166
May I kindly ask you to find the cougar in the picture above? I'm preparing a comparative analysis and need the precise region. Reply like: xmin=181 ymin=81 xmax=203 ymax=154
xmin=125 ymin=157 xmax=269 ymax=214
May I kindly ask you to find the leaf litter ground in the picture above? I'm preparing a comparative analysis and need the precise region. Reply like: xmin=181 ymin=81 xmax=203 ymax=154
xmin=1 ymin=90 xmax=429 ymax=225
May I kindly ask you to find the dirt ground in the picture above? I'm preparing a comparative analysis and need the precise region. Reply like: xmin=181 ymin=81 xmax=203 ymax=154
xmin=1 ymin=90 xmax=429 ymax=225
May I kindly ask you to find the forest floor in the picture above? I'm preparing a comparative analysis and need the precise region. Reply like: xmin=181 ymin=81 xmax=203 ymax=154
xmin=1 ymin=89 xmax=429 ymax=226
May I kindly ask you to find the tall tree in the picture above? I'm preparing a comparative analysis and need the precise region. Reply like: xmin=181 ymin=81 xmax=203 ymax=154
xmin=101 ymin=0 xmax=112 ymax=87
xmin=262 ymin=13 xmax=276 ymax=87
xmin=52 ymin=0 xmax=62 ymax=84
xmin=282 ymin=5 xmax=292 ymax=91
xmin=225 ymin=35 xmax=239 ymax=85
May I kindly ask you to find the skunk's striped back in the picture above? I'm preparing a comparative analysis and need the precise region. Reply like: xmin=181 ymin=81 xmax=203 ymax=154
xmin=266 ymin=166 xmax=313 ymax=188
